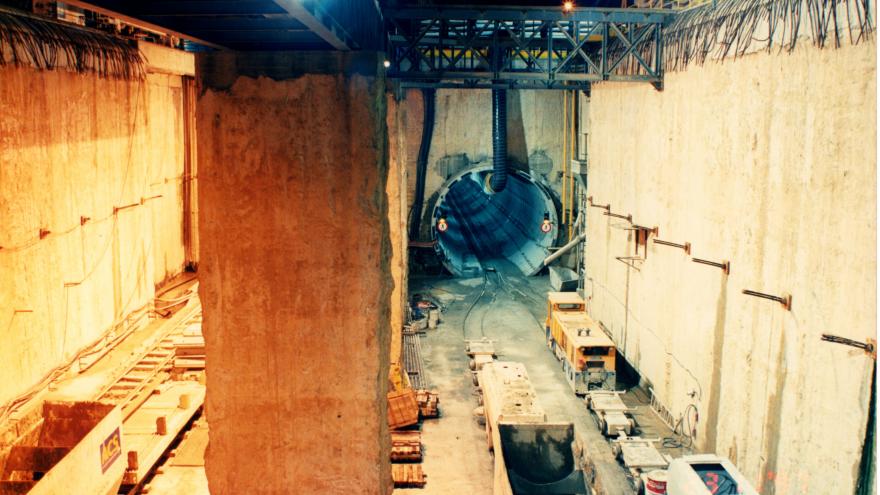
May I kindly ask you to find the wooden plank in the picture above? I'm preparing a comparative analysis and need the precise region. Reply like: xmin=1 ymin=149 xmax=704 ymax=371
xmin=390 ymin=430 xmax=422 ymax=462
xmin=415 ymin=390 xmax=439 ymax=419
xmin=387 ymin=390 xmax=419 ymax=430
xmin=121 ymin=382 xmax=206 ymax=486
xmin=141 ymin=466 xmax=208 ymax=495
xmin=391 ymin=464 xmax=426 ymax=488
xmin=169 ymin=422 xmax=208 ymax=467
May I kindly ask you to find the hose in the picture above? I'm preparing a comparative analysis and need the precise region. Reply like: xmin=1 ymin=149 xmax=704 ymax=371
xmin=489 ymin=88 xmax=508 ymax=192
xmin=409 ymin=88 xmax=435 ymax=240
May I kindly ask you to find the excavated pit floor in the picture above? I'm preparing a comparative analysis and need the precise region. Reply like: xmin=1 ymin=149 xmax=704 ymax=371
xmin=398 ymin=262 xmax=689 ymax=494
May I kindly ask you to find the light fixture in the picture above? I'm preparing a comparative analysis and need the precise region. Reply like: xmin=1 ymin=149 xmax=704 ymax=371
xmin=437 ymin=217 xmax=448 ymax=233
xmin=562 ymin=1 xmax=575 ymax=12
xmin=383 ymin=60 xmax=391 ymax=68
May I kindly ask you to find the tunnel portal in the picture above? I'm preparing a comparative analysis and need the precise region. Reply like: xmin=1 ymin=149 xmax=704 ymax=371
xmin=431 ymin=166 xmax=558 ymax=277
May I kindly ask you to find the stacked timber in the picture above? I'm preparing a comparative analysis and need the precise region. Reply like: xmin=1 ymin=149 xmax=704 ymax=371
xmin=390 ymin=431 xmax=422 ymax=462
xmin=392 ymin=464 xmax=427 ymax=488
xmin=415 ymin=390 xmax=439 ymax=418
xmin=172 ymin=323 xmax=204 ymax=371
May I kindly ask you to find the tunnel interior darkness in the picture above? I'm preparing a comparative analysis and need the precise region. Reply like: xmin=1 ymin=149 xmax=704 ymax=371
xmin=432 ymin=166 xmax=558 ymax=277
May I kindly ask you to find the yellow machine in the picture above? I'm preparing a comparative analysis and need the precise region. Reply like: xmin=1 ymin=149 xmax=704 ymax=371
xmin=545 ymin=294 xmax=616 ymax=394
xmin=544 ymin=292 xmax=585 ymax=332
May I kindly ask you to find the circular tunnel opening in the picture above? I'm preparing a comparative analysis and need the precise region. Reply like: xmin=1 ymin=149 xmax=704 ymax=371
xmin=431 ymin=166 xmax=558 ymax=277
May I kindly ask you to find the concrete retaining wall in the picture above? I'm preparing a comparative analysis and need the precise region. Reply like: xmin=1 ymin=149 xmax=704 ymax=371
xmin=0 ymin=66 xmax=188 ymax=409
xmin=585 ymin=40 xmax=876 ymax=493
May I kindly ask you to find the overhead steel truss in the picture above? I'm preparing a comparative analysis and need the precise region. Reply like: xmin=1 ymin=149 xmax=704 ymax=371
xmin=385 ymin=7 xmax=675 ymax=90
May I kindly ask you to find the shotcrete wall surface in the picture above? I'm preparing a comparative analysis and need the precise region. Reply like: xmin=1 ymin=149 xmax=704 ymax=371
xmin=0 ymin=66 xmax=188 ymax=408
xmin=197 ymin=52 xmax=391 ymax=494
xmin=585 ymin=41 xmax=876 ymax=493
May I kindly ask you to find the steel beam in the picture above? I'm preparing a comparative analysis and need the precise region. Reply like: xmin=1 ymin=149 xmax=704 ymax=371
xmin=273 ymin=0 xmax=355 ymax=50
xmin=386 ymin=7 xmax=669 ymax=89
xmin=63 ymin=0 xmax=227 ymax=49
xmin=385 ymin=7 xmax=674 ymax=24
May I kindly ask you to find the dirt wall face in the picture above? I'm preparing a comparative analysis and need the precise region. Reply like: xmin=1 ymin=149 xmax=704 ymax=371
xmin=586 ymin=40 xmax=876 ymax=493
xmin=386 ymin=93 xmax=410 ymax=388
xmin=197 ymin=52 xmax=392 ymax=494
xmin=0 ymin=66 xmax=188 ymax=408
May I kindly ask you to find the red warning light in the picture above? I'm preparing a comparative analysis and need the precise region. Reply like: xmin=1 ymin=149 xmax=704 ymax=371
xmin=437 ymin=218 xmax=448 ymax=233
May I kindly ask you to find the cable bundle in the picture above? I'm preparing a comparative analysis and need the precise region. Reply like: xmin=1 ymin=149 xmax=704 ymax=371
xmin=605 ymin=0 xmax=874 ymax=77
xmin=0 ymin=5 xmax=144 ymax=79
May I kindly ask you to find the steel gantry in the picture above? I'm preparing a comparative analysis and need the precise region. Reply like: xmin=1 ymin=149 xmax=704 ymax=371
xmin=385 ymin=6 xmax=676 ymax=90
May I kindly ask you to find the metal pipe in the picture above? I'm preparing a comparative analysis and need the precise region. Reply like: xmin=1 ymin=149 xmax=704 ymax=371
xmin=821 ymin=334 xmax=875 ymax=354
xmin=409 ymin=88 xmax=436 ymax=239
xmin=568 ymin=90 xmax=576 ymax=241
xmin=693 ymin=257 xmax=730 ymax=274
xmin=542 ymin=232 xmax=586 ymax=268
xmin=742 ymin=290 xmax=792 ymax=310
xmin=603 ymin=211 xmax=632 ymax=222
xmin=654 ymin=238 xmax=691 ymax=254
xmin=561 ymin=91 xmax=568 ymax=224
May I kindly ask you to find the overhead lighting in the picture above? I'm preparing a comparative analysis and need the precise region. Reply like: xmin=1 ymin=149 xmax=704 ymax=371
xmin=383 ymin=60 xmax=391 ymax=68
xmin=562 ymin=1 xmax=575 ymax=12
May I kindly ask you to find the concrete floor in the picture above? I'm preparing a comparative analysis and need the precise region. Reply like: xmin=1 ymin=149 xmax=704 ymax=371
xmin=400 ymin=261 xmax=691 ymax=494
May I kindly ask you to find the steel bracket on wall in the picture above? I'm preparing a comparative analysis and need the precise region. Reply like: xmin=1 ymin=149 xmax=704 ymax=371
xmin=385 ymin=6 xmax=673 ymax=90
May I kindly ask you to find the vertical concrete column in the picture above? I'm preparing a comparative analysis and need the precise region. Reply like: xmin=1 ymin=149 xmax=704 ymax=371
xmin=196 ymin=52 xmax=391 ymax=494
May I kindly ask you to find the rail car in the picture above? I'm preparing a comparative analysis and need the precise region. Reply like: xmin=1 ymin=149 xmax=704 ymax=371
xmin=476 ymin=361 xmax=590 ymax=495
xmin=546 ymin=303 xmax=616 ymax=394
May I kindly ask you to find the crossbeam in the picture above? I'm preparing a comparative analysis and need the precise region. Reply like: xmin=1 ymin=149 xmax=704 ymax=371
xmin=386 ymin=6 xmax=673 ymax=90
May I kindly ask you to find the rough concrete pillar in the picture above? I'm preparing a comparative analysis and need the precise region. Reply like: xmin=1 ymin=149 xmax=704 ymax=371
xmin=196 ymin=52 xmax=391 ymax=494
